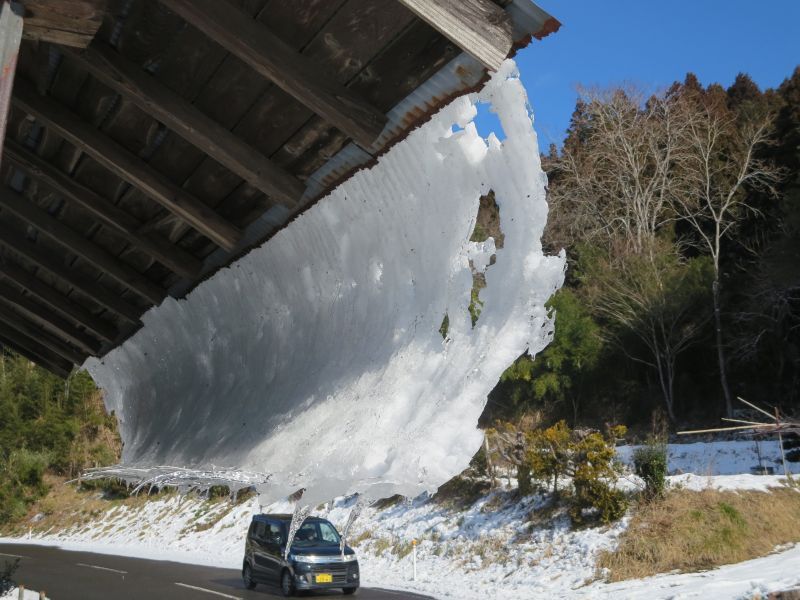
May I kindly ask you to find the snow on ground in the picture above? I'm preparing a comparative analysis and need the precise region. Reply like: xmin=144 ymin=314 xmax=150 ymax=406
xmin=617 ymin=439 xmax=798 ymax=476
xmin=1 ymin=441 xmax=798 ymax=599
xmin=1 ymin=589 xmax=41 ymax=600
xmin=583 ymin=544 xmax=800 ymax=600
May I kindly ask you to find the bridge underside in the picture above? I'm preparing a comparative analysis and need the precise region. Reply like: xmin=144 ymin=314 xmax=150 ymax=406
xmin=0 ymin=0 xmax=558 ymax=378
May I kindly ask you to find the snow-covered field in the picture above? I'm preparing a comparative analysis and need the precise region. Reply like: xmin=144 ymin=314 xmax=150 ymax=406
xmin=1 ymin=441 xmax=798 ymax=599
xmin=617 ymin=438 xmax=796 ymax=477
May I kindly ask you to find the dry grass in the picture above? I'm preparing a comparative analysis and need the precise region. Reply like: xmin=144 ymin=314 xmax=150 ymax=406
xmin=372 ymin=537 xmax=393 ymax=555
xmin=433 ymin=476 xmax=491 ymax=508
xmin=598 ymin=486 xmax=800 ymax=581
xmin=349 ymin=530 xmax=373 ymax=546
xmin=1 ymin=477 xmax=178 ymax=538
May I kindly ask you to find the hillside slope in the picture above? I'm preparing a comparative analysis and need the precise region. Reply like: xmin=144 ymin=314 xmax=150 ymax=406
xmin=2 ymin=441 xmax=799 ymax=599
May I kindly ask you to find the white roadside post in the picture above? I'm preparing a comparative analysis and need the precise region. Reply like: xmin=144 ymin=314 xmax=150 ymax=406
xmin=412 ymin=539 xmax=417 ymax=581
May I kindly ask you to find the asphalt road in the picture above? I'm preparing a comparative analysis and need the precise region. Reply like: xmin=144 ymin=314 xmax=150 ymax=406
xmin=0 ymin=544 xmax=432 ymax=600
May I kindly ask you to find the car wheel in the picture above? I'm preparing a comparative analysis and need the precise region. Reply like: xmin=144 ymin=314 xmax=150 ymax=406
xmin=242 ymin=563 xmax=256 ymax=590
xmin=281 ymin=569 xmax=296 ymax=597
xmin=342 ymin=587 xmax=358 ymax=595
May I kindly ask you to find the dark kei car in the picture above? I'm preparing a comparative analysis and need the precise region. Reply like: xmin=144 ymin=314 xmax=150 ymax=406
xmin=242 ymin=513 xmax=359 ymax=596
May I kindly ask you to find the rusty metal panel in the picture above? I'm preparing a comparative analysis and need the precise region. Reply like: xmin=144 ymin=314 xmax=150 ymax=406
xmin=0 ymin=0 xmax=23 ymax=168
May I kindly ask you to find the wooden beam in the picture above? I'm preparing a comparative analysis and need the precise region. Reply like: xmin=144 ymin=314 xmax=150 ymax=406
xmin=0 ymin=279 xmax=101 ymax=355
xmin=66 ymin=42 xmax=305 ymax=208
xmin=19 ymin=0 xmax=106 ymax=48
xmin=4 ymin=139 xmax=202 ymax=279
xmin=159 ymin=0 xmax=387 ymax=149
xmin=0 ymin=222 xmax=142 ymax=323
xmin=11 ymin=79 xmax=243 ymax=251
xmin=0 ymin=260 xmax=118 ymax=342
xmin=0 ymin=332 xmax=72 ymax=378
xmin=396 ymin=0 xmax=512 ymax=72
xmin=0 ymin=302 xmax=85 ymax=364
xmin=0 ymin=187 xmax=166 ymax=304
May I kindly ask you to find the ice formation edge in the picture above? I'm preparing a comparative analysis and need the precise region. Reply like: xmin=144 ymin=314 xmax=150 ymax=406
xmin=85 ymin=60 xmax=566 ymax=505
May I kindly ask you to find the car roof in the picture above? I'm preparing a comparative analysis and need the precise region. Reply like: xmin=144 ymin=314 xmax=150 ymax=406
xmin=252 ymin=514 xmax=329 ymax=523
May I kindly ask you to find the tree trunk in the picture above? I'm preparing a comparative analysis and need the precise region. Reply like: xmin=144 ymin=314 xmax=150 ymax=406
xmin=517 ymin=463 xmax=532 ymax=496
xmin=571 ymin=392 xmax=580 ymax=427
xmin=656 ymin=354 xmax=676 ymax=423
xmin=712 ymin=278 xmax=733 ymax=416
xmin=484 ymin=436 xmax=496 ymax=487
xmin=653 ymin=335 xmax=676 ymax=423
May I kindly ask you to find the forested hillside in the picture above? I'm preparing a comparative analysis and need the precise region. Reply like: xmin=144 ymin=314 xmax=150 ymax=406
xmin=483 ymin=67 xmax=800 ymax=430
xmin=0 ymin=351 xmax=118 ymax=523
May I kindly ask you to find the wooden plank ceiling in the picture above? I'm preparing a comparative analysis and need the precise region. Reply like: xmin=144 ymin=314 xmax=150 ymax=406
xmin=0 ymin=0 xmax=548 ymax=377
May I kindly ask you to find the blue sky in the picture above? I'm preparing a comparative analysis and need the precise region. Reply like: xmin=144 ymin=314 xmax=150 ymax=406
xmin=481 ymin=0 xmax=800 ymax=148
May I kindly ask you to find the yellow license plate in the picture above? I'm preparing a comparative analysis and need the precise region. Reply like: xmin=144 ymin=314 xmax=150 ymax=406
xmin=315 ymin=573 xmax=333 ymax=583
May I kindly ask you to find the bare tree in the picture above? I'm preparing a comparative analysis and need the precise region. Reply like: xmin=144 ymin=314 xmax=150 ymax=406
xmin=672 ymin=101 xmax=782 ymax=416
xmin=546 ymin=86 xmax=708 ymax=421
xmin=586 ymin=239 xmax=710 ymax=422
xmin=547 ymin=87 xmax=687 ymax=253
xmin=547 ymin=83 xmax=782 ymax=419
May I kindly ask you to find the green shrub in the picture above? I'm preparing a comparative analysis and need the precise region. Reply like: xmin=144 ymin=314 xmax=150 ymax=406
xmin=468 ymin=445 xmax=488 ymax=477
xmin=633 ymin=443 xmax=668 ymax=499
xmin=570 ymin=477 xmax=628 ymax=525
xmin=527 ymin=420 xmax=571 ymax=494
xmin=523 ymin=421 xmax=629 ymax=525
xmin=569 ymin=427 xmax=629 ymax=525
xmin=0 ymin=449 xmax=51 ymax=523
xmin=12 ymin=449 xmax=50 ymax=490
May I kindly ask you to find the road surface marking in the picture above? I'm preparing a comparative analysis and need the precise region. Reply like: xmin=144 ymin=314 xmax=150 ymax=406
xmin=174 ymin=583 xmax=242 ymax=599
xmin=76 ymin=562 xmax=128 ymax=574
xmin=0 ymin=552 xmax=27 ymax=559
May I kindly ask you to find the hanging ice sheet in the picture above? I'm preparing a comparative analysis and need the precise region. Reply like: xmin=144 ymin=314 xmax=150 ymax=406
xmin=85 ymin=61 xmax=566 ymax=505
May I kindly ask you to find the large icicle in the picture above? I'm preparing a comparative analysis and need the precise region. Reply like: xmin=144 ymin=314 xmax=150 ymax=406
xmin=85 ymin=60 xmax=565 ymax=505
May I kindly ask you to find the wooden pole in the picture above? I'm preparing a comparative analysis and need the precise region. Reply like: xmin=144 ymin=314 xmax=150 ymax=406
xmin=737 ymin=396 xmax=775 ymax=420
xmin=775 ymin=407 xmax=792 ymax=481
xmin=721 ymin=417 xmax=768 ymax=427
xmin=677 ymin=424 xmax=772 ymax=435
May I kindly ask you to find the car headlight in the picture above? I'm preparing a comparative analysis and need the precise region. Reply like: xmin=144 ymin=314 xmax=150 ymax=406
xmin=288 ymin=553 xmax=358 ymax=563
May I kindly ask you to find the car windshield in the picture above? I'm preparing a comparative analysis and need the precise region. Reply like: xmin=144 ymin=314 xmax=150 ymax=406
xmin=292 ymin=520 xmax=340 ymax=547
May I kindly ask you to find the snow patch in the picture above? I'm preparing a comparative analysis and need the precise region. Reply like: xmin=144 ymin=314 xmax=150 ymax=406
xmin=617 ymin=439 xmax=799 ymax=476
xmin=1 ymin=590 xmax=41 ymax=600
